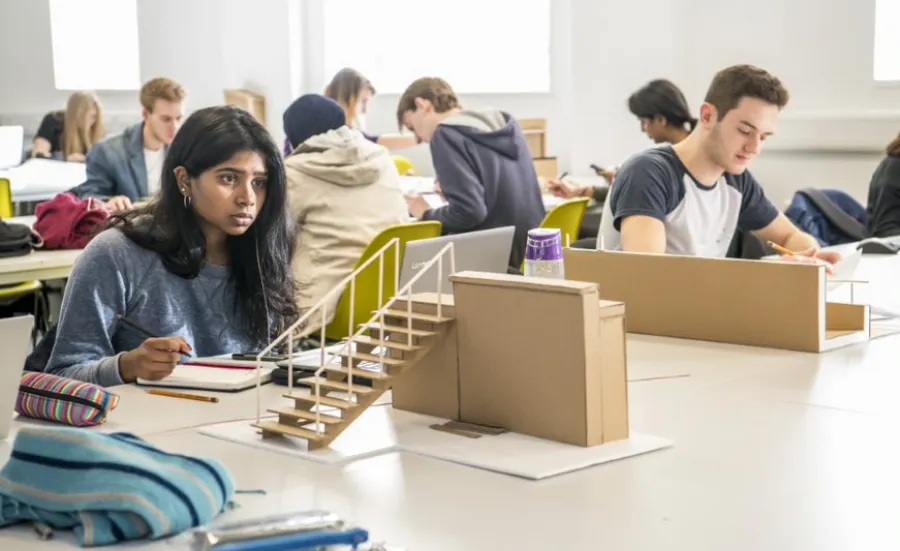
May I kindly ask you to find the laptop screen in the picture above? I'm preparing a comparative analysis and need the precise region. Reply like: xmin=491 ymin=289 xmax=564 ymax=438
xmin=0 ymin=126 xmax=24 ymax=170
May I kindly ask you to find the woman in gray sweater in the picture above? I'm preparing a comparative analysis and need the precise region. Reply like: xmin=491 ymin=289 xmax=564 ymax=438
xmin=41 ymin=106 xmax=299 ymax=386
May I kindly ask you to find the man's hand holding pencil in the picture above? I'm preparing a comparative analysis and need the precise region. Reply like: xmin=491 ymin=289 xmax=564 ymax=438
xmin=766 ymin=241 xmax=841 ymax=274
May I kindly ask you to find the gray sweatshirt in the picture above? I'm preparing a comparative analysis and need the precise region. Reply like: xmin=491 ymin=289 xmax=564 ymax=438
xmin=44 ymin=228 xmax=259 ymax=387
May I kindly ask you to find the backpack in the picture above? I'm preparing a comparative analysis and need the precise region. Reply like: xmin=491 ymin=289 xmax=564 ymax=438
xmin=785 ymin=188 xmax=866 ymax=246
xmin=0 ymin=220 xmax=41 ymax=258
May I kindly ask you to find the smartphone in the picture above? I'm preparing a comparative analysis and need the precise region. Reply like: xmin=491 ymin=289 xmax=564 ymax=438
xmin=232 ymin=353 xmax=288 ymax=362
xmin=590 ymin=163 xmax=606 ymax=173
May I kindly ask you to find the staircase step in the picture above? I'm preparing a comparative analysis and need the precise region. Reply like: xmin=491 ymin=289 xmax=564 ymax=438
xmin=267 ymin=407 xmax=344 ymax=424
xmin=283 ymin=393 xmax=358 ymax=410
xmin=361 ymin=322 xmax=436 ymax=337
xmin=339 ymin=351 xmax=406 ymax=367
xmin=298 ymin=377 xmax=375 ymax=395
xmin=252 ymin=420 xmax=325 ymax=441
xmin=324 ymin=364 xmax=394 ymax=381
xmin=352 ymin=334 xmax=422 ymax=351
xmin=377 ymin=309 xmax=454 ymax=324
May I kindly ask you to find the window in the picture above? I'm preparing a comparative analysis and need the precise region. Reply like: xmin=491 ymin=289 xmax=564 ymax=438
xmin=49 ymin=0 xmax=141 ymax=90
xmin=874 ymin=0 xmax=900 ymax=81
xmin=322 ymin=0 xmax=551 ymax=94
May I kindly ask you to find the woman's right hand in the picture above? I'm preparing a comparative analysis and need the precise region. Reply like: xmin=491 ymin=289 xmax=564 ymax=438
xmin=119 ymin=337 xmax=192 ymax=383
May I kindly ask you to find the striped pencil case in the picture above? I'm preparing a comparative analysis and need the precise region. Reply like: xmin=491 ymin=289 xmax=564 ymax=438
xmin=16 ymin=372 xmax=120 ymax=426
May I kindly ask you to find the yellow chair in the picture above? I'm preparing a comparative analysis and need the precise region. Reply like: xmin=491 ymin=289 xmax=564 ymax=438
xmin=521 ymin=197 xmax=591 ymax=271
xmin=0 ymin=178 xmax=14 ymax=218
xmin=324 ymin=221 xmax=442 ymax=341
xmin=393 ymin=156 xmax=417 ymax=176
xmin=540 ymin=197 xmax=591 ymax=248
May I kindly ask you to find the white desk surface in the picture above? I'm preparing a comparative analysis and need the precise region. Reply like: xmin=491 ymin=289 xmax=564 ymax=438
xmin=3 ymin=248 xmax=900 ymax=550
xmin=0 ymin=159 xmax=85 ymax=203
xmin=0 ymin=216 xmax=81 ymax=285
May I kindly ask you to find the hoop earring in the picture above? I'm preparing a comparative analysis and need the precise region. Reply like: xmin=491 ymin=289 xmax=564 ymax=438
xmin=183 ymin=195 xmax=191 ymax=209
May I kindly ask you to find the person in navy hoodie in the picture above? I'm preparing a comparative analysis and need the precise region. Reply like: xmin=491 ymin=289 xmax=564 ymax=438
xmin=397 ymin=77 xmax=545 ymax=272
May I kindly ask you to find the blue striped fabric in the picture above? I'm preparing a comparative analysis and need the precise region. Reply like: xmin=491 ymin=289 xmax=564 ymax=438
xmin=0 ymin=426 xmax=235 ymax=546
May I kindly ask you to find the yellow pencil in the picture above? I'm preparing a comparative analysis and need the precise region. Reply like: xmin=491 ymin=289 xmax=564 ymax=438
xmin=767 ymin=241 xmax=794 ymax=256
xmin=146 ymin=389 xmax=219 ymax=403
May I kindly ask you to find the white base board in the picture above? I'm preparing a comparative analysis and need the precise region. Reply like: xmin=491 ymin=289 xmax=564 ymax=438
xmin=197 ymin=406 xmax=398 ymax=465
xmin=392 ymin=412 xmax=672 ymax=480
xmin=198 ymin=407 xmax=672 ymax=479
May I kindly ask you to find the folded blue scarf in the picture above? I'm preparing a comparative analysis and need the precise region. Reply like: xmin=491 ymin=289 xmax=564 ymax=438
xmin=0 ymin=426 xmax=235 ymax=547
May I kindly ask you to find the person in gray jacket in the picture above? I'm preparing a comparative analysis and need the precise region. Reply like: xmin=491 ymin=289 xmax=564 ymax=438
xmin=397 ymin=77 xmax=545 ymax=272
xmin=70 ymin=77 xmax=186 ymax=212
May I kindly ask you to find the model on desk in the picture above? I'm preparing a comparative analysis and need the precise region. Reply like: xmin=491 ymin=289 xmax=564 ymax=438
xmin=251 ymin=238 xmax=629 ymax=450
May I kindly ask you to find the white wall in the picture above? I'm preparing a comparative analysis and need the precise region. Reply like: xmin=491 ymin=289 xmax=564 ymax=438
xmin=676 ymin=0 xmax=900 ymax=206
xmin=0 ymin=0 xmax=300 ymax=144
xmin=1 ymin=0 xmax=898 ymax=207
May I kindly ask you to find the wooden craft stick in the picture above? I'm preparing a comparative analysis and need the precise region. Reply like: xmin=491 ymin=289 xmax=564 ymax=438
xmin=443 ymin=420 xmax=509 ymax=435
xmin=429 ymin=423 xmax=481 ymax=439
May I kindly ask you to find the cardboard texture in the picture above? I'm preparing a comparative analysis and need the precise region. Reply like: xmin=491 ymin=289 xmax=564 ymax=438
xmin=390 ymin=294 xmax=460 ymax=420
xmin=224 ymin=89 xmax=266 ymax=126
xmin=533 ymin=157 xmax=559 ymax=180
xmin=563 ymin=249 xmax=870 ymax=352
xmin=519 ymin=118 xmax=547 ymax=158
xmin=449 ymin=272 xmax=628 ymax=447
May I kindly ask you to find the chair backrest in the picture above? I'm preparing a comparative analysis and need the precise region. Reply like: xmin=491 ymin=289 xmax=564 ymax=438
xmin=541 ymin=197 xmax=590 ymax=247
xmin=325 ymin=221 xmax=442 ymax=341
xmin=0 ymin=178 xmax=13 ymax=218
xmin=392 ymin=155 xmax=417 ymax=176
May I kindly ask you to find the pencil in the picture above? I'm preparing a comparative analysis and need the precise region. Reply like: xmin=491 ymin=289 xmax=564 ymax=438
xmin=146 ymin=389 xmax=219 ymax=403
xmin=766 ymin=241 xmax=794 ymax=256
xmin=115 ymin=314 xmax=158 ymax=339
xmin=558 ymin=171 xmax=569 ymax=181
xmin=116 ymin=314 xmax=192 ymax=357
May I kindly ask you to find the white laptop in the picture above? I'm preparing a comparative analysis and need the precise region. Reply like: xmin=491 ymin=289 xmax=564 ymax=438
xmin=0 ymin=315 xmax=35 ymax=440
xmin=0 ymin=126 xmax=24 ymax=170
xmin=399 ymin=226 xmax=515 ymax=294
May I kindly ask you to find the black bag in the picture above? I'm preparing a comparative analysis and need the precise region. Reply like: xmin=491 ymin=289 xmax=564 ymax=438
xmin=0 ymin=221 xmax=41 ymax=258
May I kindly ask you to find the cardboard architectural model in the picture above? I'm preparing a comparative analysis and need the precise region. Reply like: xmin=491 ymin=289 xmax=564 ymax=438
xmin=563 ymin=248 xmax=870 ymax=353
xmin=252 ymin=262 xmax=629 ymax=450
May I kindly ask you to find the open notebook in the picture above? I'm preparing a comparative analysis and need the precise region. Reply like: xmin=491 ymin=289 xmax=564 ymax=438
xmin=137 ymin=358 xmax=277 ymax=392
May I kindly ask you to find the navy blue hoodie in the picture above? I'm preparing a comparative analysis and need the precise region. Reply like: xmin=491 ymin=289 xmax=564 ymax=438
xmin=423 ymin=109 xmax=546 ymax=271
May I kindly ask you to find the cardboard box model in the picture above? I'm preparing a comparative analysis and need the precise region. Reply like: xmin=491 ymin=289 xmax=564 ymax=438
xmin=392 ymin=271 xmax=629 ymax=447
xmin=563 ymin=249 xmax=870 ymax=353
xmin=224 ymin=89 xmax=266 ymax=126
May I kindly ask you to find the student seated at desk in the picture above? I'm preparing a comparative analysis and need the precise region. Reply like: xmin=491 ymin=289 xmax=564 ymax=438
xmin=37 ymin=105 xmax=298 ymax=387
xmin=283 ymin=94 xmax=407 ymax=330
xmin=70 ymin=77 xmax=186 ymax=214
xmin=321 ymin=68 xmax=418 ymax=153
xmin=864 ymin=132 xmax=900 ymax=238
xmin=398 ymin=77 xmax=545 ymax=272
xmin=596 ymin=65 xmax=840 ymax=267
xmin=548 ymin=79 xmax=695 ymax=203
xmin=31 ymin=91 xmax=104 ymax=162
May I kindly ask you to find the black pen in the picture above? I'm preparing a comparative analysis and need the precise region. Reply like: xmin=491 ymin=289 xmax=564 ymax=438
xmin=558 ymin=171 xmax=569 ymax=181
xmin=116 ymin=314 xmax=192 ymax=357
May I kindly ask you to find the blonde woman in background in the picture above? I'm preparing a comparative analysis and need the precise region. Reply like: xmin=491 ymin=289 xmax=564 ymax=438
xmin=32 ymin=91 xmax=104 ymax=162
xmin=322 ymin=68 xmax=417 ymax=152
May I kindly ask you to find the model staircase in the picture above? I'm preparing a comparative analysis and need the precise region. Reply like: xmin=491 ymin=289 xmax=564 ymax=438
xmin=253 ymin=309 xmax=453 ymax=449
xmin=250 ymin=238 xmax=457 ymax=450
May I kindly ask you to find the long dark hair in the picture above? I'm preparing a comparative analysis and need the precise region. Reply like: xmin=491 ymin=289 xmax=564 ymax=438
xmin=628 ymin=79 xmax=698 ymax=131
xmin=109 ymin=105 xmax=298 ymax=345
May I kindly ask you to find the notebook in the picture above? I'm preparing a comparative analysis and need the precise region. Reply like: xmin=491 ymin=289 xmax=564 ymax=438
xmin=137 ymin=358 xmax=277 ymax=392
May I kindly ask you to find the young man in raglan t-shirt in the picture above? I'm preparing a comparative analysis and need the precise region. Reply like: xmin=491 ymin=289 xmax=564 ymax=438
xmin=597 ymin=65 xmax=842 ymax=268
